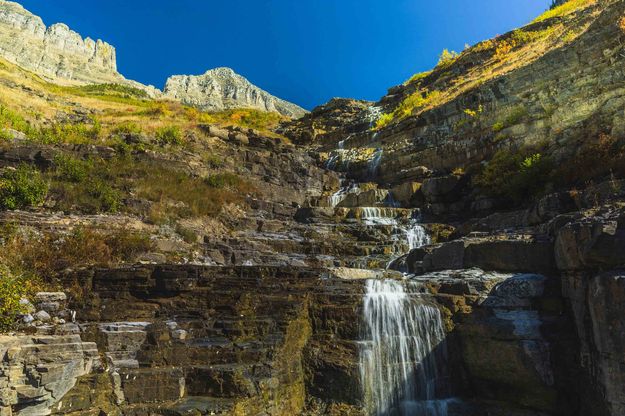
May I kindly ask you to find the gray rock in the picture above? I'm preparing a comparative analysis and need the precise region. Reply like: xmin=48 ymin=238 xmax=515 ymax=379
xmin=18 ymin=298 xmax=35 ymax=314
xmin=171 ymin=329 xmax=187 ymax=340
xmin=0 ymin=1 xmax=159 ymax=96
xmin=163 ymin=67 xmax=307 ymax=118
xmin=33 ymin=310 xmax=50 ymax=322
xmin=34 ymin=292 xmax=67 ymax=303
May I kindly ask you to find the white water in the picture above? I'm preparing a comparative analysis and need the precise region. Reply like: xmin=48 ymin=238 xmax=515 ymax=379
xmin=367 ymin=106 xmax=383 ymax=127
xmin=361 ymin=207 xmax=399 ymax=225
xmin=368 ymin=149 xmax=384 ymax=179
xmin=406 ymin=223 xmax=430 ymax=251
xmin=329 ymin=182 xmax=361 ymax=208
xmin=360 ymin=280 xmax=450 ymax=416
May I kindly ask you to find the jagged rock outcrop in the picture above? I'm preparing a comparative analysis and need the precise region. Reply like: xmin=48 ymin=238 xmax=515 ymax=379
xmin=0 ymin=0 xmax=159 ymax=96
xmin=164 ymin=67 xmax=307 ymax=118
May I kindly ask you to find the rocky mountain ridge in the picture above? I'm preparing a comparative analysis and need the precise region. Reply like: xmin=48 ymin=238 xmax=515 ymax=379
xmin=163 ymin=67 xmax=307 ymax=118
xmin=1 ymin=0 xmax=625 ymax=416
xmin=0 ymin=0 xmax=305 ymax=116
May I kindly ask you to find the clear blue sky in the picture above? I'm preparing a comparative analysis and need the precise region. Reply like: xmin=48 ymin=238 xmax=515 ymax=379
xmin=18 ymin=0 xmax=551 ymax=110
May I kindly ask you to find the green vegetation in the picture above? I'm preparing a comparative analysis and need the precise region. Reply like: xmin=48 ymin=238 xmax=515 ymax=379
xmin=50 ymin=83 xmax=151 ymax=106
xmin=0 ymin=266 xmax=38 ymax=331
xmin=0 ymin=164 xmax=48 ymax=210
xmin=375 ymin=90 xmax=442 ymax=129
xmin=405 ymin=71 xmax=432 ymax=85
xmin=51 ymin=155 xmax=121 ymax=213
xmin=206 ymin=172 xmax=243 ymax=188
xmin=437 ymin=49 xmax=460 ymax=69
xmin=156 ymin=125 xmax=183 ymax=146
xmin=492 ymin=105 xmax=528 ymax=132
xmin=176 ymin=224 xmax=198 ymax=244
xmin=0 ymin=105 xmax=36 ymax=136
xmin=112 ymin=121 xmax=142 ymax=135
xmin=534 ymin=0 xmax=594 ymax=23
xmin=200 ymin=109 xmax=287 ymax=133
xmin=138 ymin=164 xmax=253 ymax=222
xmin=474 ymin=146 xmax=553 ymax=203
xmin=70 ymin=83 xmax=149 ymax=99
xmin=555 ymin=134 xmax=625 ymax=186
xmin=35 ymin=119 xmax=101 ymax=145
xmin=0 ymin=224 xmax=152 ymax=306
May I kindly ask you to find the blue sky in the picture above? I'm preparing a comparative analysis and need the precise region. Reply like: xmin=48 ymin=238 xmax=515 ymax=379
xmin=18 ymin=0 xmax=551 ymax=110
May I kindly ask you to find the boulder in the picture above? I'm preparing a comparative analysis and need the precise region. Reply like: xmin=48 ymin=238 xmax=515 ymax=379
xmin=464 ymin=239 xmax=556 ymax=274
xmin=33 ymin=310 xmax=51 ymax=322
xmin=421 ymin=174 xmax=464 ymax=203
xmin=555 ymin=219 xmax=625 ymax=271
xmin=390 ymin=182 xmax=421 ymax=206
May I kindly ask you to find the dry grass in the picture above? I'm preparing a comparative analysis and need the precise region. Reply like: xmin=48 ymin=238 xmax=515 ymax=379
xmin=533 ymin=0 xmax=596 ymax=23
xmin=376 ymin=0 xmax=598 ymax=129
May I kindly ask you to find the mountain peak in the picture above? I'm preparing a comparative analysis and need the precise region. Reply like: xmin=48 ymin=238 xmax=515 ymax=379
xmin=164 ymin=68 xmax=307 ymax=118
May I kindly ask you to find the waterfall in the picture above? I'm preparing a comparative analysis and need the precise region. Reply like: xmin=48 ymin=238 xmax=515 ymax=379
xmin=406 ymin=223 xmax=430 ymax=251
xmin=368 ymin=149 xmax=383 ymax=179
xmin=359 ymin=279 xmax=450 ymax=416
xmin=361 ymin=207 xmax=397 ymax=225
xmin=329 ymin=182 xmax=360 ymax=208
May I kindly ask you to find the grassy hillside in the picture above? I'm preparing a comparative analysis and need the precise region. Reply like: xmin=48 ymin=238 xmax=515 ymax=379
xmin=375 ymin=0 xmax=598 ymax=129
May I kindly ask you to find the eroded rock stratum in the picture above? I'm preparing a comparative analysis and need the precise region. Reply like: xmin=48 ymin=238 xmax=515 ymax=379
xmin=1 ymin=0 xmax=625 ymax=415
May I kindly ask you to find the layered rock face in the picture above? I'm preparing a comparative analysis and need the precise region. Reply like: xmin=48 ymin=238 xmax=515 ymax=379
xmin=3 ymin=1 xmax=625 ymax=416
xmin=0 ymin=0 xmax=116 ymax=84
xmin=164 ymin=67 xmax=307 ymax=118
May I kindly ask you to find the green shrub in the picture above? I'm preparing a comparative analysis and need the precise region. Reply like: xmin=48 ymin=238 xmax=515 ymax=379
xmin=437 ymin=49 xmax=460 ymax=68
xmin=492 ymin=105 xmax=528 ymax=132
xmin=72 ymin=83 xmax=149 ymax=99
xmin=86 ymin=180 xmax=121 ymax=213
xmin=206 ymin=172 xmax=242 ymax=188
xmin=0 ymin=165 xmax=48 ymax=210
xmin=205 ymin=154 xmax=224 ymax=168
xmin=534 ymin=0 xmax=594 ymax=23
xmin=0 ymin=129 xmax=12 ymax=141
xmin=112 ymin=121 xmax=142 ymax=135
xmin=0 ymin=266 xmax=35 ymax=331
xmin=54 ymin=155 xmax=93 ymax=183
xmin=405 ymin=71 xmax=432 ymax=85
xmin=176 ymin=224 xmax=198 ymax=244
xmin=156 ymin=125 xmax=183 ymax=145
xmin=35 ymin=120 xmax=101 ymax=145
xmin=474 ymin=147 xmax=553 ymax=204
xmin=137 ymin=165 xmax=253 ymax=219
xmin=375 ymin=90 xmax=442 ymax=129
xmin=0 ymin=105 xmax=35 ymax=136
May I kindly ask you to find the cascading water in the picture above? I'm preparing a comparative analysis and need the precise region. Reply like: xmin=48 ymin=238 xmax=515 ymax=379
xmin=368 ymin=149 xmax=384 ymax=179
xmin=329 ymin=182 xmax=360 ymax=208
xmin=406 ymin=222 xmax=430 ymax=251
xmin=359 ymin=279 xmax=451 ymax=416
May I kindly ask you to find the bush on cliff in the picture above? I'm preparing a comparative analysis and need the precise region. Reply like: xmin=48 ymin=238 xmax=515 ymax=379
xmin=0 ymin=266 xmax=38 ymax=331
xmin=156 ymin=125 xmax=183 ymax=146
xmin=0 ymin=164 xmax=48 ymax=210
xmin=0 ymin=225 xmax=152 ymax=282
xmin=474 ymin=147 xmax=553 ymax=204
xmin=35 ymin=119 xmax=102 ymax=145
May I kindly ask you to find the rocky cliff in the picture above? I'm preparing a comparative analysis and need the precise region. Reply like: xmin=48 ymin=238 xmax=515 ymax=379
xmin=164 ymin=67 xmax=307 ymax=118
xmin=0 ymin=0 xmax=161 ymax=96
xmin=1 ymin=0 xmax=625 ymax=416
xmin=0 ymin=1 xmax=304 ymax=114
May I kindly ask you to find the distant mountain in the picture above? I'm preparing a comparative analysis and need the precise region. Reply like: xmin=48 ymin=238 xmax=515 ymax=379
xmin=0 ymin=1 xmax=306 ymax=117
xmin=0 ymin=0 xmax=159 ymax=96
xmin=164 ymin=67 xmax=307 ymax=118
